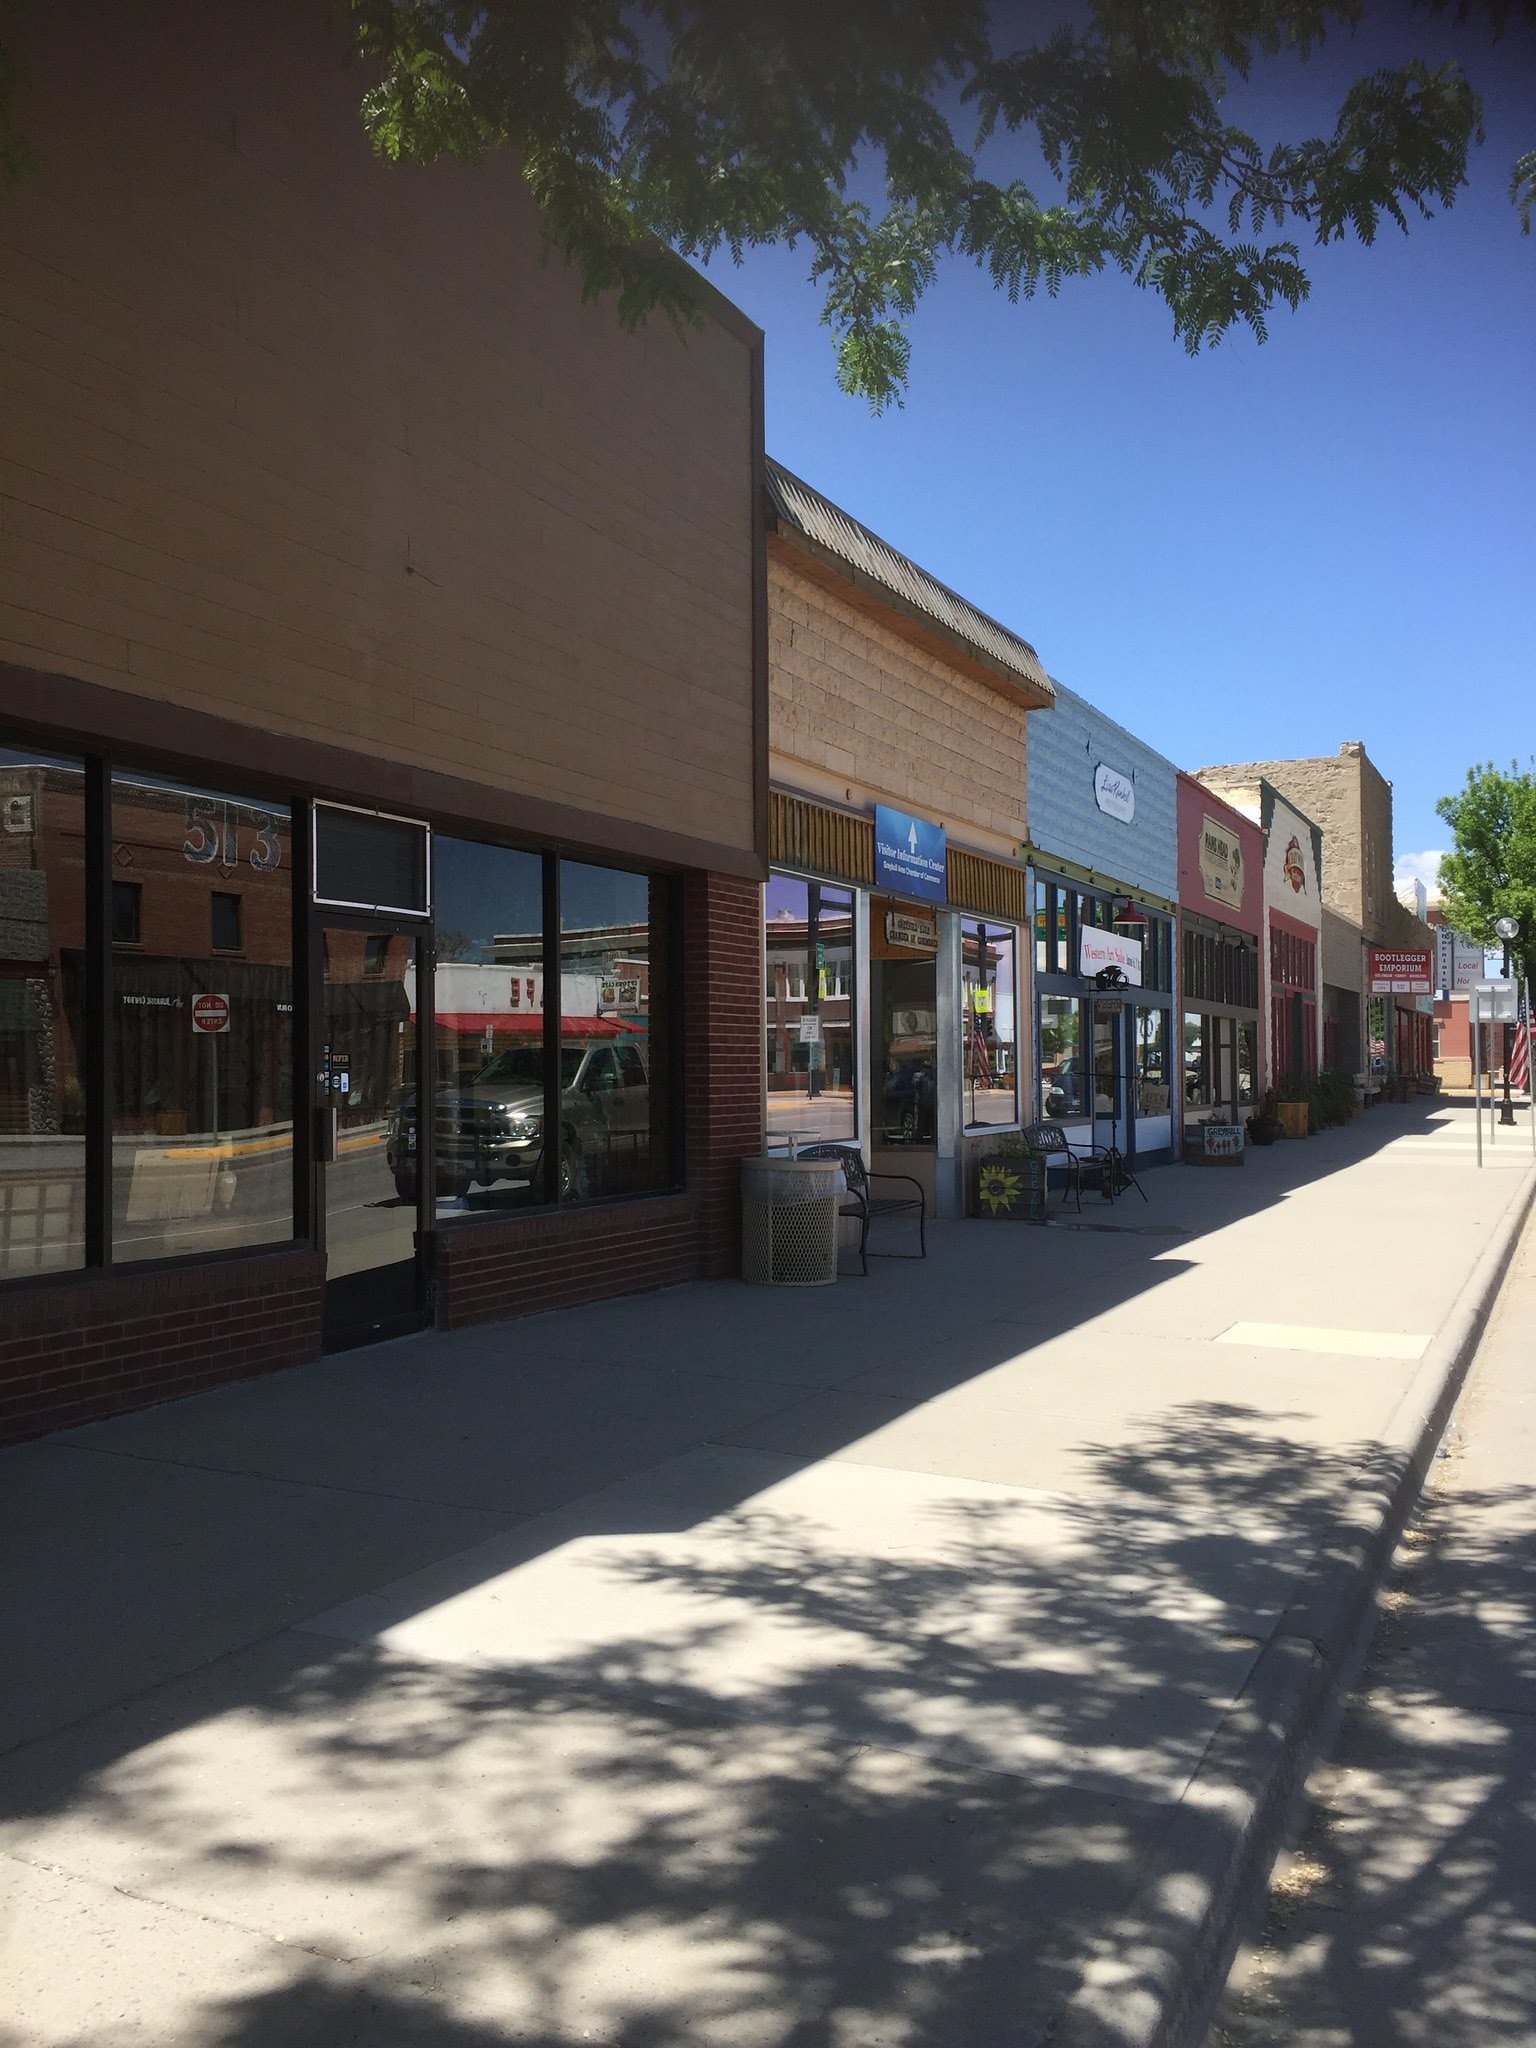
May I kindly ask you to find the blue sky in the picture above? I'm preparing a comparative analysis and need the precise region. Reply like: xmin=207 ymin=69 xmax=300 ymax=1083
xmin=694 ymin=9 xmax=1535 ymax=897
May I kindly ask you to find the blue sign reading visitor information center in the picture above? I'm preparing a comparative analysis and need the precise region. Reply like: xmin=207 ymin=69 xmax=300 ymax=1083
xmin=873 ymin=803 xmax=948 ymax=904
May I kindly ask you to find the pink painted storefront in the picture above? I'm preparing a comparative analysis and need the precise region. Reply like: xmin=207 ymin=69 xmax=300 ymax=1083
xmin=1176 ymin=775 xmax=1266 ymax=1131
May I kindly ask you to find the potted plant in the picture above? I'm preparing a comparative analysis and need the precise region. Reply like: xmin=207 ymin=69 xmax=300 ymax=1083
xmin=1246 ymin=1090 xmax=1282 ymax=1146
xmin=973 ymin=1133 xmax=1049 ymax=1221
xmin=1273 ymin=1077 xmax=1310 ymax=1139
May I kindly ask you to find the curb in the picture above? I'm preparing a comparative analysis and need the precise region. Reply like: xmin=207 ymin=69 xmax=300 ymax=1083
xmin=1042 ymin=1160 xmax=1536 ymax=2048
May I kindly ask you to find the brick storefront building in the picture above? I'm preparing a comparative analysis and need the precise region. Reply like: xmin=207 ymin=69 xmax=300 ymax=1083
xmin=0 ymin=0 xmax=766 ymax=1441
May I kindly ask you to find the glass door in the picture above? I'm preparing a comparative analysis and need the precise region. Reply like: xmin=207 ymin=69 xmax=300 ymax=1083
xmin=1092 ymin=1002 xmax=1125 ymax=1153
xmin=320 ymin=924 xmax=427 ymax=1349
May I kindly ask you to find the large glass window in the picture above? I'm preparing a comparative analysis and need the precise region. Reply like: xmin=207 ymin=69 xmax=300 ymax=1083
xmin=1039 ymin=994 xmax=1085 ymax=1119
xmin=1 ymin=748 xmax=87 ymax=1277
xmin=765 ymin=874 xmax=856 ymax=1146
xmin=430 ymin=837 xmax=546 ymax=1213
xmin=560 ymin=861 xmax=673 ymax=1198
xmin=962 ymin=918 xmax=1019 ymax=1128
xmin=110 ymin=774 xmax=294 ymax=1261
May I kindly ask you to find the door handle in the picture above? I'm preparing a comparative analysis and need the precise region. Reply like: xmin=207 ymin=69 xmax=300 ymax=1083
xmin=318 ymin=1104 xmax=339 ymax=1164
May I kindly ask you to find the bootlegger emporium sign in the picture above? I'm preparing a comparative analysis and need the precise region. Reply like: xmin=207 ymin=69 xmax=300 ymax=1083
xmin=1368 ymin=948 xmax=1432 ymax=995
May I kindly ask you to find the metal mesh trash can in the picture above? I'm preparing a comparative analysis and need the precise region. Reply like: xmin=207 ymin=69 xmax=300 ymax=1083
xmin=741 ymin=1156 xmax=844 ymax=1286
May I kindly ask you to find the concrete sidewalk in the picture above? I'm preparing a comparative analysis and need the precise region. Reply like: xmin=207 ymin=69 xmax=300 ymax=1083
xmin=1215 ymin=1171 xmax=1536 ymax=2047
xmin=1 ymin=1099 xmax=1531 ymax=2048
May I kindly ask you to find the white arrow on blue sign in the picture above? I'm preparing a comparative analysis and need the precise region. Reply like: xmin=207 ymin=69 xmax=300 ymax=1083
xmin=874 ymin=803 xmax=948 ymax=905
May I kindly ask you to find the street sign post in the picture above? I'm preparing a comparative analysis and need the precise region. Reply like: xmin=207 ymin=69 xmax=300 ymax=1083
xmin=1470 ymin=980 xmax=1518 ymax=1166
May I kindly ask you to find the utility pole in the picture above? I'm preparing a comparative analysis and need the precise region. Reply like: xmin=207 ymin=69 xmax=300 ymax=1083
xmin=1496 ymin=916 xmax=1520 ymax=1126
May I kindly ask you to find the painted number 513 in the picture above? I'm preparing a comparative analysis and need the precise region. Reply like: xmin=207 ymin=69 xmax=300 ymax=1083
xmin=183 ymin=798 xmax=282 ymax=872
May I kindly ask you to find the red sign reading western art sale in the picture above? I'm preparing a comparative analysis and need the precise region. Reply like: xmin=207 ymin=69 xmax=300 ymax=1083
xmin=1367 ymin=949 xmax=1432 ymax=996
xmin=191 ymin=992 xmax=231 ymax=1034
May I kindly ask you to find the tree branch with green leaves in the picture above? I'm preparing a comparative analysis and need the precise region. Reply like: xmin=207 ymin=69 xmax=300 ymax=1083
xmin=3 ymin=2 xmax=1531 ymax=406
xmin=1436 ymin=761 xmax=1536 ymax=986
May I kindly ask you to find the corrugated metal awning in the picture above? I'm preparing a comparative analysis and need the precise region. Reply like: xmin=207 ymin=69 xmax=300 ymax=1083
xmin=765 ymin=457 xmax=1053 ymax=705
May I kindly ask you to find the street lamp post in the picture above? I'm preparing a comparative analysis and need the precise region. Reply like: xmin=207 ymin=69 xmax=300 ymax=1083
xmin=1495 ymin=916 xmax=1520 ymax=1125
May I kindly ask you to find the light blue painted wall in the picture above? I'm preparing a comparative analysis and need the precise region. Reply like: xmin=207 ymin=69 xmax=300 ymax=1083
xmin=1026 ymin=678 xmax=1180 ymax=901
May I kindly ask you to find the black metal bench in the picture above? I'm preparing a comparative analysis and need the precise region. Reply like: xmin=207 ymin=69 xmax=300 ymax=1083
xmin=1021 ymin=1121 xmax=1146 ymax=1210
xmin=796 ymin=1143 xmax=926 ymax=1274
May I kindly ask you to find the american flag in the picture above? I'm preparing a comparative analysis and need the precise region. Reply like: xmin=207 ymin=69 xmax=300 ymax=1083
xmin=1513 ymin=992 xmax=1532 ymax=1094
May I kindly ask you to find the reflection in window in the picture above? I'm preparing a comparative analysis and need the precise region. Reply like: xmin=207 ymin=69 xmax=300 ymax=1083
xmin=429 ymin=837 xmax=546 ymax=1214
xmin=1039 ymin=994 xmax=1084 ymax=1120
xmin=962 ymin=918 xmax=1019 ymax=1129
xmin=1093 ymin=1007 xmax=1118 ymax=1116
xmin=110 ymin=774 xmax=293 ymax=1262
xmin=765 ymin=873 xmax=856 ymax=1146
xmin=1183 ymin=1012 xmax=1214 ymax=1109
xmin=1135 ymin=1007 xmax=1169 ymax=1114
xmin=112 ymin=880 xmax=142 ymax=946
xmin=1238 ymin=1020 xmax=1257 ymax=1105
xmin=0 ymin=748 xmax=87 ymax=1277
xmin=560 ymin=860 xmax=673 ymax=1198
xmin=211 ymin=891 xmax=243 ymax=953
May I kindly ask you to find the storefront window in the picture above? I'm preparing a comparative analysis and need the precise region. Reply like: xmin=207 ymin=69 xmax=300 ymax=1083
xmin=962 ymin=918 xmax=1019 ymax=1128
xmin=110 ymin=773 xmax=294 ymax=1262
xmin=765 ymin=874 xmax=856 ymax=1146
xmin=1 ymin=748 xmax=87 ymax=1277
xmin=1182 ymin=1012 xmax=1212 ymax=1108
xmin=560 ymin=861 xmax=673 ymax=1197
xmin=1237 ymin=1020 xmax=1257 ymax=1105
xmin=1093 ymin=1007 xmax=1118 ymax=1118
xmin=1039 ymin=994 xmax=1084 ymax=1119
xmin=1135 ymin=1008 xmax=1169 ymax=1114
xmin=431 ymin=837 xmax=546 ymax=1213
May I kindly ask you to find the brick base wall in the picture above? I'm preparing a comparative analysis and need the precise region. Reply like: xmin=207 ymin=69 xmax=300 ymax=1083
xmin=0 ymin=1248 xmax=324 ymax=1446
xmin=435 ymin=1192 xmax=699 ymax=1328
xmin=437 ymin=869 xmax=764 ymax=1327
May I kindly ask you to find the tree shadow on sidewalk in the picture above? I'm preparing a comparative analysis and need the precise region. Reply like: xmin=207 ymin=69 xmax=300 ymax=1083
xmin=8 ymin=1400 xmax=1504 ymax=2048
xmin=1216 ymin=1461 xmax=1536 ymax=2048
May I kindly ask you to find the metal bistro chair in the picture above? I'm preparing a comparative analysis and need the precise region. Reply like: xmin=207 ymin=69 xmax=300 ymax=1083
xmin=796 ymin=1143 xmax=926 ymax=1275
xmin=1022 ymin=1121 xmax=1145 ymax=1211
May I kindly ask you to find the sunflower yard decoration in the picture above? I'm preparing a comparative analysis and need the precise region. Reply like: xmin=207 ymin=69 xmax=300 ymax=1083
xmin=973 ymin=1146 xmax=1047 ymax=1222
xmin=979 ymin=1164 xmax=1022 ymax=1215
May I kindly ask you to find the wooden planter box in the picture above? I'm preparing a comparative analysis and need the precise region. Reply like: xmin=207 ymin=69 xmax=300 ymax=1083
xmin=1275 ymin=1100 xmax=1310 ymax=1139
xmin=1183 ymin=1121 xmax=1245 ymax=1166
xmin=974 ymin=1152 xmax=1048 ymax=1221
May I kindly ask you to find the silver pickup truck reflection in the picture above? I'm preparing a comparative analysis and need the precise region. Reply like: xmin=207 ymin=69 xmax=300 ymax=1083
xmin=387 ymin=1036 xmax=650 ymax=1203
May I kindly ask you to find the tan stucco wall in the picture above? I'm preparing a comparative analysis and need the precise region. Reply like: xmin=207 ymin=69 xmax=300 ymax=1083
xmin=1199 ymin=745 xmax=1394 ymax=941
xmin=0 ymin=1 xmax=759 ymax=859
xmin=768 ymin=548 xmax=1028 ymax=858
xmin=1321 ymin=904 xmax=1364 ymax=994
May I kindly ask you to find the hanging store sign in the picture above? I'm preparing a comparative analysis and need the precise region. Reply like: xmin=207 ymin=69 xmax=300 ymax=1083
xmin=1435 ymin=927 xmax=1483 ymax=994
xmin=1093 ymin=764 xmax=1135 ymax=823
xmin=873 ymin=804 xmax=947 ymax=904
xmin=1199 ymin=814 xmax=1245 ymax=911
xmin=885 ymin=909 xmax=940 ymax=953
xmin=599 ymin=976 xmax=642 ymax=1011
xmin=1079 ymin=927 xmax=1143 ymax=985
xmin=1368 ymin=948 xmax=1432 ymax=995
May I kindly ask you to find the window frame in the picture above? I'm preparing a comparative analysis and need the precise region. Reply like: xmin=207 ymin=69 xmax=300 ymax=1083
xmin=0 ymin=726 xmax=307 ymax=1288
xmin=312 ymin=800 xmax=432 ymax=918
xmin=2 ymin=719 xmax=690 ymax=1295
xmin=763 ymin=864 xmax=862 ymax=1154
xmin=960 ymin=914 xmax=1022 ymax=1134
